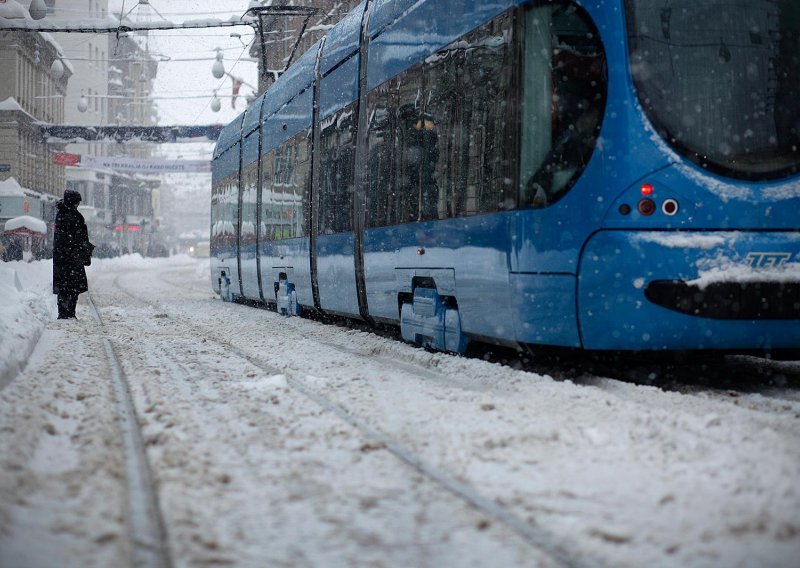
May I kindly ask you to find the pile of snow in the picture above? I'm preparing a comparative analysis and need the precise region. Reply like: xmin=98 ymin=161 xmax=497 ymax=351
xmin=0 ymin=260 xmax=55 ymax=387
xmin=87 ymin=253 xmax=197 ymax=272
xmin=87 ymin=253 xmax=210 ymax=290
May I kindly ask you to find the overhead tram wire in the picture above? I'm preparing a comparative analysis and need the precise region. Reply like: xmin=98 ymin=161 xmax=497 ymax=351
xmin=49 ymin=7 xmax=351 ymax=18
xmin=0 ymin=18 xmax=259 ymax=34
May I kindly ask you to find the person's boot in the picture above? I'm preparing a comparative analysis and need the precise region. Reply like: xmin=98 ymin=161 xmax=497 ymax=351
xmin=67 ymin=295 xmax=78 ymax=319
xmin=57 ymin=295 xmax=70 ymax=319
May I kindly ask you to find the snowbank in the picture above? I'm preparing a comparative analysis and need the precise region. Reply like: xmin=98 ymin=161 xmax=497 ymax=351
xmin=0 ymin=255 xmax=203 ymax=387
xmin=0 ymin=260 xmax=55 ymax=387
xmin=87 ymin=253 xmax=198 ymax=272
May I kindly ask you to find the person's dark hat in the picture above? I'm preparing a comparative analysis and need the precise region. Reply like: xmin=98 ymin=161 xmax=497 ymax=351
xmin=63 ymin=189 xmax=82 ymax=207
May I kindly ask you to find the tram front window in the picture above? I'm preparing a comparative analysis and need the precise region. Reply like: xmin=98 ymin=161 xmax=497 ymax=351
xmin=519 ymin=1 xmax=607 ymax=208
xmin=626 ymin=0 xmax=800 ymax=180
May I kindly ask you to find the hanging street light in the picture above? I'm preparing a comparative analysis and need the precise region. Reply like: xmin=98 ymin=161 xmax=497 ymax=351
xmin=77 ymin=91 xmax=88 ymax=113
xmin=50 ymin=59 xmax=64 ymax=80
xmin=28 ymin=0 xmax=47 ymax=20
xmin=211 ymin=91 xmax=221 ymax=113
xmin=211 ymin=48 xmax=224 ymax=79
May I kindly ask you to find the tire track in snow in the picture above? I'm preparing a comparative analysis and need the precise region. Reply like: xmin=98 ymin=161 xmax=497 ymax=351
xmin=104 ymin=270 xmax=591 ymax=567
xmin=86 ymin=294 xmax=172 ymax=568
xmin=101 ymin=264 xmax=800 ymax=567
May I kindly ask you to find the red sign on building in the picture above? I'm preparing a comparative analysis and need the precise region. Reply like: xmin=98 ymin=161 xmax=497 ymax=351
xmin=53 ymin=152 xmax=80 ymax=166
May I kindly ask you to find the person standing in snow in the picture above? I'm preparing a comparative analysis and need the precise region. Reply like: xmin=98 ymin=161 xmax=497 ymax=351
xmin=53 ymin=189 xmax=94 ymax=319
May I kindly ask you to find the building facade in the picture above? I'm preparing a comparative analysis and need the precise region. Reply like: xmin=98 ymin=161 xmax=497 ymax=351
xmin=0 ymin=0 xmax=71 ymax=240
xmin=250 ymin=0 xmax=361 ymax=94
xmin=0 ymin=23 xmax=70 ymax=198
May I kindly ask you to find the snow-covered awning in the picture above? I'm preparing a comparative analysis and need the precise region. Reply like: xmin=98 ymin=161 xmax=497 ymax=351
xmin=0 ymin=0 xmax=31 ymax=20
xmin=4 ymin=215 xmax=47 ymax=235
xmin=0 ymin=97 xmax=36 ymax=120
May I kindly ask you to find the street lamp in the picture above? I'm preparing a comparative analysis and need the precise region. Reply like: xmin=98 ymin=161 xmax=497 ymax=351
xmin=211 ymin=90 xmax=221 ymax=113
xmin=78 ymin=91 xmax=88 ymax=113
xmin=50 ymin=59 xmax=65 ymax=80
xmin=211 ymin=48 xmax=224 ymax=79
xmin=28 ymin=0 xmax=47 ymax=20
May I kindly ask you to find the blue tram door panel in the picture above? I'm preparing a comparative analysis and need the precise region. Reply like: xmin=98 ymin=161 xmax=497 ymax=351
xmin=316 ymin=233 xmax=360 ymax=317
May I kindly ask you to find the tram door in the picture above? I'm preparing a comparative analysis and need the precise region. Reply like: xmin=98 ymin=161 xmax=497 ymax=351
xmin=314 ymin=56 xmax=362 ymax=318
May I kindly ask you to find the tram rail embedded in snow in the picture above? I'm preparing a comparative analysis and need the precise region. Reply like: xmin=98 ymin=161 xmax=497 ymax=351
xmin=211 ymin=0 xmax=800 ymax=353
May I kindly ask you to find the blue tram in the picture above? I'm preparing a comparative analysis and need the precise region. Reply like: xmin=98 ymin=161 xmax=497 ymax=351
xmin=211 ymin=0 xmax=800 ymax=352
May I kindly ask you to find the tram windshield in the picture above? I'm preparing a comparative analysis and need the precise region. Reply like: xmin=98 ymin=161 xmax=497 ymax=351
xmin=625 ymin=0 xmax=800 ymax=180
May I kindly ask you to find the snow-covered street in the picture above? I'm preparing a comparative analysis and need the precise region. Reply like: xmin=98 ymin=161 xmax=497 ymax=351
xmin=1 ymin=256 xmax=799 ymax=567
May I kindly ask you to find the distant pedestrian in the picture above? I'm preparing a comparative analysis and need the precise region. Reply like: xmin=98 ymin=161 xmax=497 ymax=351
xmin=4 ymin=238 xmax=23 ymax=262
xmin=53 ymin=189 xmax=94 ymax=319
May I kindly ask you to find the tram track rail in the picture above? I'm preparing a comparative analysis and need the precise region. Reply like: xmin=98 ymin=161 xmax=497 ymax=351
xmin=103 ymin=269 xmax=591 ymax=567
xmin=108 ymin=265 xmax=800 ymax=558
xmin=86 ymin=293 xmax=172 ymax=568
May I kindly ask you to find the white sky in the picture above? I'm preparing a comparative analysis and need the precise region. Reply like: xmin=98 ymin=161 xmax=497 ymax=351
xmin=107 ymin=0 xmax=260 ymax=127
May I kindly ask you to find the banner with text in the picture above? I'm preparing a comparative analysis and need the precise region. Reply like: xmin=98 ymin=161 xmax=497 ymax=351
xmin=80 ymin=154 xmax=211 ymax=173
xmin=54 ymin=152 xmax=210 ymax=173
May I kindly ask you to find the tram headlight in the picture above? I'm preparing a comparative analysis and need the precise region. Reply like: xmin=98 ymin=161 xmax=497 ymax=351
xmin=662 ymin=199 xmax=679 ymax=216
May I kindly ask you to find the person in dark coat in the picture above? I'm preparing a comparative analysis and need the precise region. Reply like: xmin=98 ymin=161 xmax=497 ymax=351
xmin=53 ymin=189 xmax=93 ymax=319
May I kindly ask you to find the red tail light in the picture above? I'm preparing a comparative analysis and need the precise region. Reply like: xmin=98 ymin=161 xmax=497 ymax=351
xmin=637 ymin=198 xmax=655 ymax=216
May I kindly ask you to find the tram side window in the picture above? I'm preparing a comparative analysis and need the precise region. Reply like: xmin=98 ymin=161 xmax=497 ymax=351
xmin=459 ymin=11 xmax=515 ymax=214
xmin=366 ymin=83 xmax=397 ymax=227
xmin=263 ymin=131 xmax=311 ymax=241
xmin=291 ymin=129 xmax=311 ymax=238
xmin=319 ymin=103 xmax=356 ymax=234
xmin=226 ymin=174 xmax=238 ymax=253
xmin=422 ymin=47 xmax=462 ymax=220
xmin=214 ymin=173 xmax=236 ymax=255
xmin=519 ymin=1 xmax=606 ymax=208
xmin=393 ymin=66 xmax=426 ymax=224
xmin=365 ymin=9 xmax=516 ymax=229
xmin=260 ymin=150 xmax=276 ymax=242
xmin=211 ymin=178 xmax=222 ymax=254
xmin=215 ymin=175 xmax=227 ymax=253
xmin=241 ymin=161 xmax=258 ymax=250
xmin=273 ymin=143 xmax=293 ymax=240
xmin=365 ymin=70 xmax=424 ymax=226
